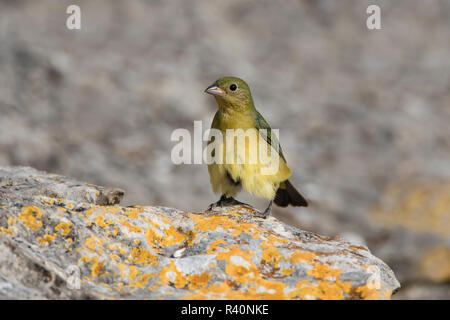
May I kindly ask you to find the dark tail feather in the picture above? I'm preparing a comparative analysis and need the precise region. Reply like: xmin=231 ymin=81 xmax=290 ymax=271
xmin=274 ymin=180 xmax=308 ymax=207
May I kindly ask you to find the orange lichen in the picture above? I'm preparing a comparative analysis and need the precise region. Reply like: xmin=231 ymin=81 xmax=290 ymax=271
xmin=217 ymin=248 xmax=258 ymax=286
xmin=123 ymin=207 xmax=144 ymax=220
xmin=307 ymin=264 xmax=342 ymax=281
xmin=0 ymin=226 xmax=14 ymax=236
xmin=109 ymin=253 xmax=120 ymax=262
xmin=85 ymin=237 xmax=104 ymax=253
xmin=206 ymin=239 xmax=227 ymax=254
xmin=129 ymin=266 xmax=142 ymax=280
xmin=111 ymin=226 xmax=119 ymax=236
xmin=282 ymin=269 xmax=294 ymax=276
xmin=262 ymin=248 xmax=283 ymax=269
xmin=190 ymin=214 xmax=235 ymax=233
xmin=116 ymin=263 xmax=127 ymax=279
xmin=129 ymin=273 xmax=155 ymax=290
xmin=288 ymin=280 xmax=334 ymax=300
xmin=230 ymin=223 xmax=261 ymax=240
xmin=159 ymin=261 xmax=187 ymax=289
xmin=217 ymin=248 xmax=254 ymax=263
xmin=129 ymin=247 xmax=158 ymax=267
xmin=354 ymin=284 xmax=381 ymax=300
xmin=145 ymin=226 xmax=193 ymax=251
xmin=91 ymin=258 xmax=105 ymax=277
xmin=183 ymin=275 xmax=289 ymax=300
xmin=94 ymin=215 xmax=108 ymax=228
xmin=189 ymin=213 xmax=261 ymax=240
xmin=145 ymin=228 xmax=159 ymax=248
xmin=284 ymin=264 xmax=352 ymax=300
xmin=19 ymin=206 xmax=43 ymax=231
xmin=260 ymin=235 xmax=289 ymax=249
xmin=37 ymin=233 xmax=56 ymax=245
xmin=165 ymin=226 xmax=188 ymax=244
xmin=85 ymin=208 xmax=94 ymax=217
xmin=107 ymin=243 xmax=121 ymax=251
xmin=251 ymin=279 xmax=287 ymax=299
xmin=118 ymin=219 xmax=142 ymax=233
xmin=290 ymin=251 xmax=316 ymax=264
xmin=40 ymin=199 xmax=55 ymax=207
xmin=54 ymin=222 xmax=71 ymax=236
xmin=187 ymin=272 xmax=211 ymax=290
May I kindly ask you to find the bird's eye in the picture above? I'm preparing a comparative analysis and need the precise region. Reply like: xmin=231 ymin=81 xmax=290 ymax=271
xmin=229 ymin=84 xmax=237 ymax=91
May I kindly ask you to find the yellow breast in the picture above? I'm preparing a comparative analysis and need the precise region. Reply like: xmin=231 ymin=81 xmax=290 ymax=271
xmin=208 ymin=119 xmax=291 ymax=199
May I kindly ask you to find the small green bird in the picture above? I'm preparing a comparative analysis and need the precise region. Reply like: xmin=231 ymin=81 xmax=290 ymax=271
xmin=204 ymin=76 xmax=308 ymax=217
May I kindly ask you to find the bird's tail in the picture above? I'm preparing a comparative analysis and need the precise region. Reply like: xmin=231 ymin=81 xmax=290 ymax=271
xmin=274 ymin=180 xmax=308 ymax=207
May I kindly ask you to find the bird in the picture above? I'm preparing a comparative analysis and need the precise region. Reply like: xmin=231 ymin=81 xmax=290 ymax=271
xmin=204 ymin=76 xmax=308 ymax=217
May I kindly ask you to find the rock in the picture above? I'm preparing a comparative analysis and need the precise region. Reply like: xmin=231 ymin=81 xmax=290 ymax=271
xmin=0 ymin=166 xmax=400 ymax=299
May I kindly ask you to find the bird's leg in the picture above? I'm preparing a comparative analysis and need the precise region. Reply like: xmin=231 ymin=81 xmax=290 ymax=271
xmin=207 ymin=195 xmax=249 ymax=211
xmin=222 ymin=197 xmax=248 ymax=206
xmin=207 ymin=195 xmax=228 ymax=210
xmin=255 ymin=200 xmax=273 ymax=218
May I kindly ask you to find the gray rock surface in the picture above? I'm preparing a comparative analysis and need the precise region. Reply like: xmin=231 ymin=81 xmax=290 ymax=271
xmin=0 ymin=167 xmax=400 ymax=299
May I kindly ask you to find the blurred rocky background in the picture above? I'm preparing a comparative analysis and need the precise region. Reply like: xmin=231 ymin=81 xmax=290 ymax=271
xmin=0 ymin=0 xmax=448 ymax=299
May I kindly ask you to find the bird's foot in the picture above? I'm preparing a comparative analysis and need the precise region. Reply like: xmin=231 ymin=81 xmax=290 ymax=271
xmin=207 ymin=195 xmax=249 ymax=211
xmin=207 ymin=195 xmax=228 ymax=211
xmin=255 ymin=200 xmax=273 ymax=219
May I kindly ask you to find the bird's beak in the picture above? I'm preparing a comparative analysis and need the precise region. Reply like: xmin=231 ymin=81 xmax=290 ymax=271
xmin=204 ymin=83 xmax=225 ymax=96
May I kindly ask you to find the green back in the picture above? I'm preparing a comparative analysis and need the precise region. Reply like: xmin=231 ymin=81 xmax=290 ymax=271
xmin=254 ymin=111 xmax=287 ymax=163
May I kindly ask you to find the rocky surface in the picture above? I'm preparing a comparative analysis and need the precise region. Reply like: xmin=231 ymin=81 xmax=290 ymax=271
xmin=0 ymin=167 xmax=400 ymax=299
xmin=0 ymin=0 xmax=448 ymax=299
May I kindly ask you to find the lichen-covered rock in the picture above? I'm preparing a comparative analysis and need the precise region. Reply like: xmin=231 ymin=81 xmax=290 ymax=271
xmin=0 ymin=166 xmax=400 ymax=299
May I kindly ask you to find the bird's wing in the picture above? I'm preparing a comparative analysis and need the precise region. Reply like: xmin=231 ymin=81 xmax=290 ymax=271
xmin=254 ymin=111 xmax=287 ymax=163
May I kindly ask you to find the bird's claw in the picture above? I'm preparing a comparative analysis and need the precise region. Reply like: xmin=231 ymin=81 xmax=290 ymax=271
xmin=207 ymin=195 xmax=250 ymax=211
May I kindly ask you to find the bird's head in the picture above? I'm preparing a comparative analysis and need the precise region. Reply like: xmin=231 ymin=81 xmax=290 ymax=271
xmin=204 ymin=77 xmax=254 ymax=111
